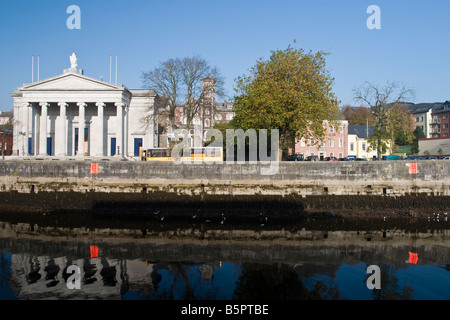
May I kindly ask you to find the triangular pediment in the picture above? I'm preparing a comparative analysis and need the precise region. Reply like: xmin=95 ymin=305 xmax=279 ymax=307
xmin=20 ymin=72 xmax=126 ymax=92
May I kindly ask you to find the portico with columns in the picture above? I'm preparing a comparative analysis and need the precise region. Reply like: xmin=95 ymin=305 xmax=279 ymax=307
xmin=11 ymin=54 xmax=156 ymax=158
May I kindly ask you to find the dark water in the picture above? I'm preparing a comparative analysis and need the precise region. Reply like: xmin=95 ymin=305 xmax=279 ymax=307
xmin=1 ymin=210 xmax=450 ymax=301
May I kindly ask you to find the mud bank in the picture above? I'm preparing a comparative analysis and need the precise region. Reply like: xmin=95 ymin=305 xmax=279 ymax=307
xmin=0 ymin=191 xmax=449 ymax=232
xmin=0 ymin=190 xmax=449 ymax=215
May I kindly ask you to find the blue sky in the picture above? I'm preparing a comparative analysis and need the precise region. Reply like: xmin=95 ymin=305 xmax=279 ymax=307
xmin=1 ymin=0 xmax=449 ymax=112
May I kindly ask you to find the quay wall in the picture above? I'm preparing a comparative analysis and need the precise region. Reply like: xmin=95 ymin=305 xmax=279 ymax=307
xmin=0 ymin=160 xmax=449 ymax=214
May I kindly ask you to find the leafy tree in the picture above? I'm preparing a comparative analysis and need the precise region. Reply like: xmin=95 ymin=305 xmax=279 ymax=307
xmin=353 ymin=81 xmax=415 ymax=159
xmin=386 ymin=102 xmax=415 ymax=149
xmin=232 ymin=45 xmax=339 ymax=160
xmin=411 ymin=126 xmax=426 ymax=154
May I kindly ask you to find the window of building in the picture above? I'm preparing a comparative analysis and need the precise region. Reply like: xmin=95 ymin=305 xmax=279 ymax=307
xmin=205 ymin=119 xmax=210 ymax=127
xmin=226 ymin=114 xmax=233 ymax=121
xmin=339 ymin=153 xmax=343 ymax=158
xmin=362 ymin=143 xmax=366 ymax=151
xmin=300 ymin=139 xmax=305 ymax=147
xmin=205 ymin=108 xmax=210 ymax=116
xmin=330 ymin=127 xmax=334 ymax=133
xmin=310 ymin=138 xmax=315 ymax=146
xmin=444 ymin=123 xmax=449 ymax=129
xmin=350 ymin=142 xmax=354 ymax=151
xmin=416 ymin=117 xmax=420 ymax=122
xmin=330 ymin=152 xmax=334 ymax=158
xmin=330 ymin=139 xmax=334 ymax=148
xmin=339 ymin=138 xmax=343 ymax=148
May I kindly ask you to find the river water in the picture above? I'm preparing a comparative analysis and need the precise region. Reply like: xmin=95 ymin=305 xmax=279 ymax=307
xmin=1 ymin=210 xmax=450 ymax=302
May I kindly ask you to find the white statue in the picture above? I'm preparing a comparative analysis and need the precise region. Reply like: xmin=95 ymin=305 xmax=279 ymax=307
xmin=70 ymin=52 xmax=77 ymax=69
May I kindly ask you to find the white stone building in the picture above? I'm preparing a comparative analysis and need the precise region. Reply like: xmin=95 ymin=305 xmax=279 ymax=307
xmin=11 ymin=55 xmax=157 ymax=158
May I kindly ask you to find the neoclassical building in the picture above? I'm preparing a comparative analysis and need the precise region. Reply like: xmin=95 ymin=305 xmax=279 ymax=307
xmin=11 ymin=55 xmax=157 ymax=157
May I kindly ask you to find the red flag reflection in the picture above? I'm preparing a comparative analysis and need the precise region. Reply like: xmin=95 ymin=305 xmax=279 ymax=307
xmin=409 ymin=252 xmax=418 ymax=264
xmin=90 ymin=245 xmax=99 ymax=258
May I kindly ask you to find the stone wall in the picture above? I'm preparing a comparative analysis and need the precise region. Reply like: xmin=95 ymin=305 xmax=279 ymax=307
xmin=0 ymin=160 xmax=449 ymax=214
xmin=0 ymin=160 xmax=449 ymax=195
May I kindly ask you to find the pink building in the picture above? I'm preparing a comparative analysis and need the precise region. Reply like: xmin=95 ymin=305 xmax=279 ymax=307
xmin=294 ymin=120 xmax=349 ymax=160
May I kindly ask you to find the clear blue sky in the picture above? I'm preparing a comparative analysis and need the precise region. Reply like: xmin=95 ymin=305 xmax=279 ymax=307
xmin=1 ymin=0 xmax=449 ymax=112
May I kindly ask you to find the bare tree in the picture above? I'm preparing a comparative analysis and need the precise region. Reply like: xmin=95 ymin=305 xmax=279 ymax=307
xmin=142 ymin=55 xmax=225 ymax=148
xmin=142 ymin=58 xmax=181 ymax=134
xmin=353 ymin=81 xmax=415 ymax=159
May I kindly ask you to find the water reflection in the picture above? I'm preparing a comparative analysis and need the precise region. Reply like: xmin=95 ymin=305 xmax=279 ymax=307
xmin=1 ymin=216 xmax=450 ymax=300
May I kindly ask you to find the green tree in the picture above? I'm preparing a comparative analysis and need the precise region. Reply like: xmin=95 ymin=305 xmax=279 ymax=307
xmin=353 ymin=81 xmax=415 ymax=159
xmin=386 ymin=102 xmax=415 ymax=151
xmin=232 ymin=45 xmax=339 ymax=160
xmin=411 ymin=126 xmax=426 ymax=154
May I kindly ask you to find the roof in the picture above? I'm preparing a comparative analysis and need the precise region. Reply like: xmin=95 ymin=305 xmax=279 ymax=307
xmin=432 ymin=101 xmax=450 ymax=115
xmin=348 ymin=125 xmax=375 ymax=139
xmin=0 ymin=111 xmax=13 ymax=118
xmin=402 ymin=101 xmax=450 ymax=114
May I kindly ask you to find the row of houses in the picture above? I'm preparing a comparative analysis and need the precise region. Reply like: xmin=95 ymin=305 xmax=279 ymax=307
xmin=407 ymin=101 xmax=450 ymax=138
xmin=292 ymin=121 xmax=383 ymax=160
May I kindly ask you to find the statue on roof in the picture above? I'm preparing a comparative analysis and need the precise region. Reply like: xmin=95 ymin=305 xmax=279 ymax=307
xmin=70 ymin=52 xmax=78 ymax=69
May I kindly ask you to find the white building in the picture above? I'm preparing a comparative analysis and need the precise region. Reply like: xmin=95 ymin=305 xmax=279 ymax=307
xmin=11 ymin=54 xmax=157 ymax=158
xmin=347 ymin=125 xmax=379 ymax=160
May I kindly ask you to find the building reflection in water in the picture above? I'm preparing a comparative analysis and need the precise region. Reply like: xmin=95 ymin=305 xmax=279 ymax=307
xmin=3 ymin=219 xmax=450 ymax=300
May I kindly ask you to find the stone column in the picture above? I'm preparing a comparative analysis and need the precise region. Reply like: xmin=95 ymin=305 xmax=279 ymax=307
xmin=124 ymin=105 xmax=129 ymax=156
xmin=115 ymin=102 xmax=124 ymax=156
xmin=38 ymin=102 xmax=49 ymax=156
xmin=57 ymin=102 xmax=68 ymax=156
xmin=32 ymin=104 xmax=38 ymax=155
xmin=96 ymin=102 xmax=106 ymax=157
xmin=21 ymin=103 xmax=30 ymax=156
xmin=77 ymin=102 xmax=86 ymax=156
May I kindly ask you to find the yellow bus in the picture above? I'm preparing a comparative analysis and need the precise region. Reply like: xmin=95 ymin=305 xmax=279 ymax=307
xmin=140 ymin=147 xmax=223 ymax=162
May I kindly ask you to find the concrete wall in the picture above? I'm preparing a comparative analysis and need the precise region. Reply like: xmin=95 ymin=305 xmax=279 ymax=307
xmin=0 ymin=160 xmax=449 ymax=196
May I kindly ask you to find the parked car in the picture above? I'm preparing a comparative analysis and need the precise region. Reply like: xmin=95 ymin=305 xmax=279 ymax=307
xmin=324 ymin=157 xmax=338 ymax=162
xmin=404 ymin=155 xmax=421 ymax=160
xmin=286 ymin=154 xmax=304 ymax=161
xmin=381 ymin=155 xmax=402 ymax=161
xmin=305 ymin=155 xmax=319 ymax=162
xmin=338 ymin=157 xmax=351 ymax=161
xmin=442 ymin=156 xmax=450 ymax=160
xmin=355 ymin=158 xmax=369 ymax=161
